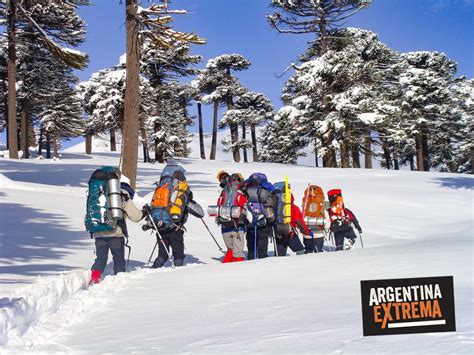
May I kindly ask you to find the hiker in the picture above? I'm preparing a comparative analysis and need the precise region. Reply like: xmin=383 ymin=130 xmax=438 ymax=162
xmin=243 ymin=173 xmax=275 ymax=260
xmin=87 ymin=168 xmax=146 ymax=285
xmin=302 ymin=208 xmax=330 ymax=253
xmin=274 ymin=193 xmax=307 ymax=256
xmin=214 ymin=172 xmax=248 ymax=262
xmin=301 ymin=185 xmax=330 ymax=253
xmin=327 ymin=189 xmax=362 ymax=251
xmin=147 ymin=164 xmax=193 ymax=268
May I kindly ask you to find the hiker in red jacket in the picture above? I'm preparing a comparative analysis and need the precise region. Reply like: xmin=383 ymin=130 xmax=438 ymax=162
xmin=275 ymin=194 xmax=309 ymax=256
xmin=327 ymin=189 xmax=362 ymax=251
xmin=215 ymin=172 xmax=248 ymax=262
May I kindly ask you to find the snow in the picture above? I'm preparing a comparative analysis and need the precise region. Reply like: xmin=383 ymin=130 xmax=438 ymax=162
xmin=0 ymin=140 xmax=473 ymax=352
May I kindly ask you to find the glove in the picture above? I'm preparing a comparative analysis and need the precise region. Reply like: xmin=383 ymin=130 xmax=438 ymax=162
xmin=142 ymin=204 xmax=152 ymax=215
xmin=357 ymin=228 xmax=363 ymax=234
xmin=309 ymin=231 xmax=314 ymax=238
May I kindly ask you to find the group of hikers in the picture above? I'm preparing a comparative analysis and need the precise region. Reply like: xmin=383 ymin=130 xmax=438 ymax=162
xmin=85 ymin=164 xmax=363 ymax=285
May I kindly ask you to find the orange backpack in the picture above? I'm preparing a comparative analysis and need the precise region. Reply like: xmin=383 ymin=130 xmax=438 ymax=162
xmin=152 ymin=182 xmax=170 ymax=208
xmin=302 ymin=185 xmax=326 ymax=230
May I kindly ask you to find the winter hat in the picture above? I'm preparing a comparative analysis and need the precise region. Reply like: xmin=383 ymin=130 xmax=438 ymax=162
xmin=217 ymin=170 xmax=229 ymax=182
xmin=120 ymin=174 xmax=131 ymax=186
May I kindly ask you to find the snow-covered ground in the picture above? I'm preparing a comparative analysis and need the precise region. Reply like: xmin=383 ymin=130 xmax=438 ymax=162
xmin=0 ymin=141 xmax=473 ymax=353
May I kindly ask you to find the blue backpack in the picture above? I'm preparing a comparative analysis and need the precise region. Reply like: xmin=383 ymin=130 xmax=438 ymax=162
xmin=85 ymin=166 xmax=120 ymax=234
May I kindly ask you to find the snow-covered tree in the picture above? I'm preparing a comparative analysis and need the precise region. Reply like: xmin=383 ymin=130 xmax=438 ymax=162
xmin=79 ymin=65 xmax=126 ymax=152
xmin=268 ymin=0 xmax=372 ymax=167
xmin=1 ymin=0 xmax=88 ymax=159
xmin=141 ymin=38 xmax=202 ymax=163
xmin=40 ymin=70 xmax=84 ymax=159
xmin=202 ymin=54 xmax=250 ymax=162
xmin=122 ymin=0 xmax=204 ymax=187
xmin=259 ymin=106 xmax=306 ymax=164
xmin=280 ymin=28 xmax=396 ymax=168
xmin=440 ymin=77 xmax=473 ymax=173
xmin=397 ymin=51 xmax=457 ymax=172
xmin=222 ymin=91 xmax=274 ymax=162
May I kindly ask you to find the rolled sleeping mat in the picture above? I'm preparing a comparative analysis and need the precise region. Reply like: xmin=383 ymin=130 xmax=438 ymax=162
xmin=107 ymin=176 xmax=123 ymax=220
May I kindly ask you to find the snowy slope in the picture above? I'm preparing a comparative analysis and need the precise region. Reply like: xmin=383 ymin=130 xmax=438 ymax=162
xmin=0 ymin=149 xmax=473 ymax=352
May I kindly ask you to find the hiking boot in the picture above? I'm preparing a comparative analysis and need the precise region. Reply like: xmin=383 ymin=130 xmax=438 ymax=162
xmin=223 ymin=249 xmax=234 ymax=263
xmin=89 ymin=269 xmax=102 ymax=285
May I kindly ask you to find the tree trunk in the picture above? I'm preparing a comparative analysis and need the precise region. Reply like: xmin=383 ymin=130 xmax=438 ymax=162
xmin=140 ymin=127 xmax=149 ymax=163
xmin=1 ymin=77 xmax=8 ymax=149
xmin=313 ymin=138 xmax=319 ymax=167
xmin=52 ymin=135 xmax=59 ymax=159
xmin=226 ymin=97 xmax=240 ymax=163
xmin=46 ymin=132 xmax=51 ymax=159
xmin=251 ymin=123 xmax=258 ymax=162
xmin=382 ymin=141 xmax=392 ymax=169
xmin=416 ymin=133 xmax=424 ymax=171
xmin=121 ymin=0 xmax=140 ymax=189
xmin=28 ymin=118 xmax=36 ymax=147
xmin=421 ymin=125 xmax=430 ymax=171
xmin=351 ymin=145 xmax=361 ymax=168
xmin=409 ymin=154 xmax=415 ymax=171
xmin=85 ymin=133 xmax=92 ymax=155
xmin=340 ymin=142 xmax=350 ymax=168
xmin=197 ymin=102 xmax=205 ymax=160
xmin=154 ymin=121 xmax=164 ymax=163
xmin=110 ymin=129 xmax=117 ymax=152
xmin=7 ymin=0 xmax=18 ymax=159
xmin=322 ymin=135 xmax=337 ymax=167
xmin=393 ymin=147 xmax=400 ymax=170
xmin=242 ymin=122 xmax=248 ymax=163
xmin=20 ymin=98 xmax=29 ymax=159
xmin=38 ymin=126 xmax=44 ymax=155
xmin=364 ymin=136 xmax=372 ymax=169
xmin=210 ymin=100 xmax=218 ymax=160
xmin=181 ymin=97 xmax=189 ymax=158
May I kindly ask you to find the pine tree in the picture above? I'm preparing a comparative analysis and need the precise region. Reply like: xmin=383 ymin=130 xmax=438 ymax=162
xmin=222 ymin=91 xmax=274 ymax=162
xmin=122 ymin=0 xmax=204 ymax=188
xmin=259 ymin=106 xmax=306 ymax=164
xmin=279 ymin=28 xmax=396 ymax=168
xmin=1 ymin=0 xmax=88 ymax=159
xmin=438 ymin=77 xmax=473 ymax=173
xmin=141 ymin=38 xmax=202 ymax=163
xmin=268 ymin=0 xmax=372 ymax=167
xmin=202 ymin=54 xmax=250 ymax=162
xmin=398 ymin=51 xmax=457 ymax=171
xmin=79 ymin=65 xmax=126 ymax=152
xmin=40 ymin=68 xmax=84 ymax=159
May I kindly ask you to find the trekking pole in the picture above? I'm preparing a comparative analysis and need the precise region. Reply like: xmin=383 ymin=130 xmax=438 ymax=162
xmin=254 ymin=223 xmax=258 ymax=260
xmin=199 ymin=218 xmax=224 ymax=253
xmin=272 ymin=227 xmax=279 ymax=256
xmin=125 ymin=237 xmax=132 ymax=270
xmin=146 ymin=211 xmax=174 ymax=268
xmin=358 ymin=230 xmax=364 ymax=248
xmin=147 ymin=240 xmax=159 ymax=265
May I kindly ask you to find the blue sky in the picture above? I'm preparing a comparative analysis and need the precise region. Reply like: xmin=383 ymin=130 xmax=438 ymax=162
xmin=75 ymin=0 xmax=473 ymax=134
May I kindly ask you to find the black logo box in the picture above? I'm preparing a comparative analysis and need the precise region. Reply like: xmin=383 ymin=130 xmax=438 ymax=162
xmin=361 ymin=276 xmax=456 ymax=336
